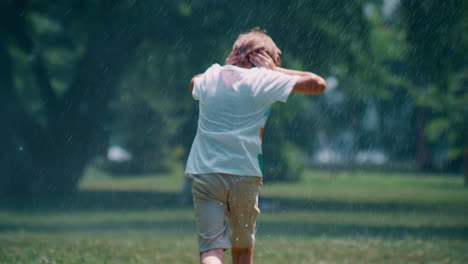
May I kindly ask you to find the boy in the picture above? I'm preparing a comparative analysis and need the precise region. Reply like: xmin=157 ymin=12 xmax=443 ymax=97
xmin=186 ymin=28 xmax=326 ymax=264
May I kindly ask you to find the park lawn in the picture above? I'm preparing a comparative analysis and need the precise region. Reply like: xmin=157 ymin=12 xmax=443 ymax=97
xmin=263 ymin=170 xmax=468 ymax=205
xmin=80 ymin=168 xmax=468 ymax=205
xmin=2 ymin=232 xmax=468 ymax=264
xmin=1 ymin=169 xmax=468 ymax=263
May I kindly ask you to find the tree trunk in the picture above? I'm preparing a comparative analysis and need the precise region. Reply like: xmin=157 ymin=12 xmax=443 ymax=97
xmin=27 ymin=30 xmax=139 ymax=197
xmin=464 ymin=148 xmax=468 ymax=188
xmin=415 ymin=107 xmax=430 ymax=172
xmin=0 ymin=1 xmax=141 ymax=199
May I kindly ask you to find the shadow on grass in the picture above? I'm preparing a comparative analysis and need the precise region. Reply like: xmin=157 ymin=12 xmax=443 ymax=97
xmin=0 ymin=190 xmax=181 ymax=212
xmin=258 ymin=197 xmax=466 ymax=214
xmin=1 ymin=219 xmax=467 ymax=240
xmin=1 ymin=190 xmax=466 ymax=214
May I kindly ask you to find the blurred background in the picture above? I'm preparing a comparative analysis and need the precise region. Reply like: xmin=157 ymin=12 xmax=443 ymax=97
xmin=1 ymin=0 xmax=466 ymax=197
xmin=0 ymin=1 xmax=467 ymax=262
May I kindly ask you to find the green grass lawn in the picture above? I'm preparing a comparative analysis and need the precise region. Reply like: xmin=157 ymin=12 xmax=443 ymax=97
xmin=1 ymin=169 xmax=467 ymax=263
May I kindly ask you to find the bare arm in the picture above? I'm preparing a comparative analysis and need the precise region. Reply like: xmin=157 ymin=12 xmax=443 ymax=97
xmin=274 ymin=67 xmax=326 ymax=95
xmin=249 ymin=50 xmax=326 ymax=95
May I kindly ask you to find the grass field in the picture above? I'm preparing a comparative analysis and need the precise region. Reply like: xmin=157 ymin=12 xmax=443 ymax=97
xmin=1 ymin=169 xmax=467 ymax=263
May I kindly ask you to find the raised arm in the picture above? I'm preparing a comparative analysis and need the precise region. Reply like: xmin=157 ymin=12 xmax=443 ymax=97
xmin=249 ymin=50 xmax=326 ymax=95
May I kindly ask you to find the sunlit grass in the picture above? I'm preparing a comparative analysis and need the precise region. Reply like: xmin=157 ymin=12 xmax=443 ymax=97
xmin=80 ymin=167 xmax=182 ymax=192
xmin=1 ymin=232 xmax=467 ymax=264
xmin=0 ymin=232 xmax=198 ymax=264
xmin=262 ymin=170 xmax=468 ymax=205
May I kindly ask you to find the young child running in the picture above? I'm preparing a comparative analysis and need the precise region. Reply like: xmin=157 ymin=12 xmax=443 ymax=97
xmin=185 ymin=28 xmax=326 ymax=264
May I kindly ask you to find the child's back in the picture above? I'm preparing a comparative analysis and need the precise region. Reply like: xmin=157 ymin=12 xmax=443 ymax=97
xmin=186 ymin=63 xmax=299 ymax=177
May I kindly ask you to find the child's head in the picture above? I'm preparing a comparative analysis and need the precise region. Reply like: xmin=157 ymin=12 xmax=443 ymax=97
xmin=226 ymin=28 xmax=282 ymax=67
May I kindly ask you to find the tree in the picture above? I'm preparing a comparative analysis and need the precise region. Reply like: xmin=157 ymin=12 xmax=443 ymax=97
xmin=399 ymin=0 xmax=467 ymax=180
xmin=0 ymin=0 xmax=142 ymax=196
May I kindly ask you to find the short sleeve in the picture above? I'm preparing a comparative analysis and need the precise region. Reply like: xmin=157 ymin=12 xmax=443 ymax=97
xmin=192 ymin=76 xmax=203 ymax=100
xmin=255 ymin=68 xmax=300 ymax=103
xmin=192 ymin=64 xmax=222 ymax=101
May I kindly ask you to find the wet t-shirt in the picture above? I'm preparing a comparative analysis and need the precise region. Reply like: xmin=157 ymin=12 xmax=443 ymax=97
xmin=185 ymin=63 xmax=299 ymax=178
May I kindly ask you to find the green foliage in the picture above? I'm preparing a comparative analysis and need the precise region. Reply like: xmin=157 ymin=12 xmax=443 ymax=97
xmin=1 ymin=0 xmax=467 ymax=198
xmin=398 ymin=0 xmax=467 ymax=166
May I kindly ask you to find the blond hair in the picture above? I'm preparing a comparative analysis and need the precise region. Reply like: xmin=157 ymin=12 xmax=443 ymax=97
xmin=226 ymin=28 xmax=282 ymax=67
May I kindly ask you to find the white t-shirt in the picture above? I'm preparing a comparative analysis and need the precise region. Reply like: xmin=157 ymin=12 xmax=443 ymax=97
xmin=185 ymin=63 xmax=299 ymax=178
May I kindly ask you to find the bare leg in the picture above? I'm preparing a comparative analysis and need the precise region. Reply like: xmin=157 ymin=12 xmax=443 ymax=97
xmin=231 ymin=247 xmax=254 ymax=264
xmin=200 ymin=248 xmax=224 ymax=264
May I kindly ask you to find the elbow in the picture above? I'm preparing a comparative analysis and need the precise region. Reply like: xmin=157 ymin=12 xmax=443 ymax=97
xmin=315 ymin=77 xmax=326 ymax=94
xmin=306 ymin=75 xmax=326 ymax=94
xmin=293 ymin=74 xmax=327 ymax=95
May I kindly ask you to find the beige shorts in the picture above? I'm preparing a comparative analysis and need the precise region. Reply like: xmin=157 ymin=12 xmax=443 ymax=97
xmin=191 ymin=173 xmax=262 ymax=253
